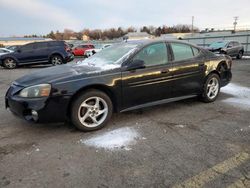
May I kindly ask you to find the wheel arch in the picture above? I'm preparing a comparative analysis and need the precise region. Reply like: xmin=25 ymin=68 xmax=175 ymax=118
xmin=216 ymin=60 xmax=228 ymax=72
xmin=49 ymin=52 xmax=64 ymax=60
xmin=2 ymin=56 xmax=19 ymax=64
xmin=66 ymin=84 xmax=118 ymax=117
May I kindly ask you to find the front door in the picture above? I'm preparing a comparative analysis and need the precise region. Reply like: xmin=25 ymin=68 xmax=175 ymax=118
xmin=121 ymin=42 xmax=172 ymax=110
xmin=18 ymin=43 xmax=36 ymax=63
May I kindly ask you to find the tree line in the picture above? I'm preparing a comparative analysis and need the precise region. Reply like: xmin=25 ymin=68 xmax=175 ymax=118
xmin=24 ymin=24 xmax=199 ymax=40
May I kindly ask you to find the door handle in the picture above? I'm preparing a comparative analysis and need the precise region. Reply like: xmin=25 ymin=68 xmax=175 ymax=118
xmin=161 ymin=69 xmax=170 ymax=74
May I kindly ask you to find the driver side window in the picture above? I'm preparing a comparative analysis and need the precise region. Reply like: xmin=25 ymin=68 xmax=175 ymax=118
xmin=133 ymin=42 xmax=168 ymax=67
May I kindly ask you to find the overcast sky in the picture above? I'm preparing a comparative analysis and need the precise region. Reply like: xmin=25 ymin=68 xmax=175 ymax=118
xmin=0 ymin=0 xmax=250 ymax=36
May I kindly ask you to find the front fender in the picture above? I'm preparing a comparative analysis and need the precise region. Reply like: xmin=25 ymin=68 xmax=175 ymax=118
xmin=0 ymin=55 xmax=19 ymax=64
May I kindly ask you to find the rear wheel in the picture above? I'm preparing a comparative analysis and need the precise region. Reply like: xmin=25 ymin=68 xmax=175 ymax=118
xmin=70 ymin=90 xmax=113 ymax=131
xmin=3 ymin=58 xmax=17 ymax=69
xmin=201 ymin=73 xmax=221 ymax=103
xmin=50 ymin=55 xmax=63 ymax=65
xmin=237 ymin=51 xmax=243 ymax=59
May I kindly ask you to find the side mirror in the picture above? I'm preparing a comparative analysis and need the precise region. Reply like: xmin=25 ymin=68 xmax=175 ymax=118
xmin=127 ymin=59 xmax=145 ymax=71
xmin=17 ymin=49 xmax=21 ymax=53
xmin=227 ymin=45 xmax=233 ymax=48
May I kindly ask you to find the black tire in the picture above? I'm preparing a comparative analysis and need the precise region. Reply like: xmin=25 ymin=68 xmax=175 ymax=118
xmin=237 ymin=51 xmax=243 ymax=59
xmin=3 ymin=58 xmax=17 ymax=69
xmin=70 ymin=90 xmax=113 ymax=131
xmin=50 ymin=55 xmax=63 ymax=65
xmin=201 ymin=73 xmax=221 ymax=103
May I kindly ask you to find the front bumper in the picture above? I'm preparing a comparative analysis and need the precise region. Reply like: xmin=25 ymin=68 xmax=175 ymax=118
xmin=5 ymin=85 xmax=71 ymax=123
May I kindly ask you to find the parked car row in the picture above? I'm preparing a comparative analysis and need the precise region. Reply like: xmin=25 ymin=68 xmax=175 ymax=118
xmin=71 ymin=43 xmax=112 ymax=57
xmin=0 ymin=41 xmax=74 ymax=69
xmin=84 ymin=44 xmax=112 ymax=57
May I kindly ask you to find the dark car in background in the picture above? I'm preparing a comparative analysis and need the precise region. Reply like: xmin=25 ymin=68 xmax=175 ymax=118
xmin=0 ymin=41 xmax=74 ymax=69
xmin=5 ymin=40 xmax=232 ymax=131
xmin=6 ymin=45 xmax=21 ymax=51
xmin=207 ymin=41 xmax=244 ymax=59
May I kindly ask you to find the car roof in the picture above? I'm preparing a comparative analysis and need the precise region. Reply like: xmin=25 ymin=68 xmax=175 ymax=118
xmin=124 ymin=39 xmax=200 ymax=48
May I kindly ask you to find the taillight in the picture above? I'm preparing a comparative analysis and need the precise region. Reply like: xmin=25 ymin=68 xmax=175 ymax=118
xmin=65 ymin=45 xmax=71 ymax=52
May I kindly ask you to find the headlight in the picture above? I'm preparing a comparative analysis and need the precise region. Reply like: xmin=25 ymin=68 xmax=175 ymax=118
xmin=19 ymin=84 xmax=51 ymax=98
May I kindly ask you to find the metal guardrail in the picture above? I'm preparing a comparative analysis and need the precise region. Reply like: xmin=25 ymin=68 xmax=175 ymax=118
xmin=183 ymin=34 xmax=250 ymax=55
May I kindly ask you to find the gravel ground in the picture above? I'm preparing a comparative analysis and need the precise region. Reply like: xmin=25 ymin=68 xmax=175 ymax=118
xmin=0 ymin=58 xmax=249 ymax=188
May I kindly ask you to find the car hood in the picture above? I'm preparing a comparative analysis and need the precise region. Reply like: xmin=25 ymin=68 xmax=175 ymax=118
xmin=207 ymin=47 xmax=222 ymax=51
xmin=15 ymin=63 xmax=120 ymax=87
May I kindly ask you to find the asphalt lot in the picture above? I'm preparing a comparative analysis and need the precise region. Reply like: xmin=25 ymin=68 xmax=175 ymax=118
xmin=0 ymin=58 xmax=250 ymax=188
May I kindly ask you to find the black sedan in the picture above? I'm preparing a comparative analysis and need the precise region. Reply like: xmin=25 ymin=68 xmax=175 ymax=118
xmin=5 ymin=40 xmax=232 ymax=131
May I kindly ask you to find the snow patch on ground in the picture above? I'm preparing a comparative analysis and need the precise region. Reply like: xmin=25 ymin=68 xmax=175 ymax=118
xmin=80 ymin=127 xmax=141 ymax=151
xmin=243 ymin=56 xmax=250 ymax=59
xmin=221 ymin=83 xmax=250 ymax=109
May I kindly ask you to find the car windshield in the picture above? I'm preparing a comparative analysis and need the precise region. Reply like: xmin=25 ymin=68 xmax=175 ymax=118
xmin=209 ymin=41 xmax=227 ymax=48
xmin=78 ymin=43 xmax=138 ymax=66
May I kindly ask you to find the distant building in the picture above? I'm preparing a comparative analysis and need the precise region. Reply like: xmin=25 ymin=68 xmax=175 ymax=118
xmin=82 ymin=34 xmax=90 ymax=41
xmin=69 ymin=36 xmax=77 ymax=40
xmin=0 ymin=37 xmax=52 ymax=47
xmin=124 ymin=32 xmax=154 ymax=40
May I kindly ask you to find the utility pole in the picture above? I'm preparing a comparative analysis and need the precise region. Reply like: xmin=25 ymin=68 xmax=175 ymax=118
xmin=191 ymin=16 xmax=194 ymax=33
xmin=233 ymin=16 xmax=238 ymax=32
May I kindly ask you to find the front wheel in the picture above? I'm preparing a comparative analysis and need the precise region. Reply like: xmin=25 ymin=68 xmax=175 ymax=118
xmin=3 ymin=58 xmax=17 ymax=69
xmin=201 ymin=73 xmax=221 ymax=103
xmin=70 ymin=90 xmax=113 ymax=131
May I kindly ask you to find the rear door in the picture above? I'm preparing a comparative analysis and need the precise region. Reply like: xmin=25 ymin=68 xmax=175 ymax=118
xmin=226 ymin=42 xmax=236 ymax=56
xmin=121 ymin=42 xmax=173 ymax=109
xmin=32 ymin=42 xmax=49 ymax=62
xmin=233 ymin=41 xmax=242 ymax=55
xmin=169 ymin=42 xmax=205 ymax=97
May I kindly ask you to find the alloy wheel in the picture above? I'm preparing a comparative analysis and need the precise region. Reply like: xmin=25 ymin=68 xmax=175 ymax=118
xmin=4 ymin=58 xmax=16 ymax=69
xmin=206 ymin=77 xmax=219 ymax=99
xmin=52 ymin=56 xmax=63 ymax=65
xmin=238 ymin=51 xmax=243 ymax=59
xmin=78 ymin=96 xmax=108 ymax=128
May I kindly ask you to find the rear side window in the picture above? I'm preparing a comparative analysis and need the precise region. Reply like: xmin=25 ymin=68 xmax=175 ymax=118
xmin=48 ymin=41 xmax=63 ymax=47
xmin=171 ymin=43 xmax=194 ymax=61
xmin=34 ymin=42 xmax=48 ymax=49
xmin=133 ymin=42 xmax=168 ymax=67
xmin=233 ymin=41 xmax=240 ymax=46
xmin=21 ymin=43 xmax=34 ymax=51
xmin=192 ymin=47 xmax=200 ymax=56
